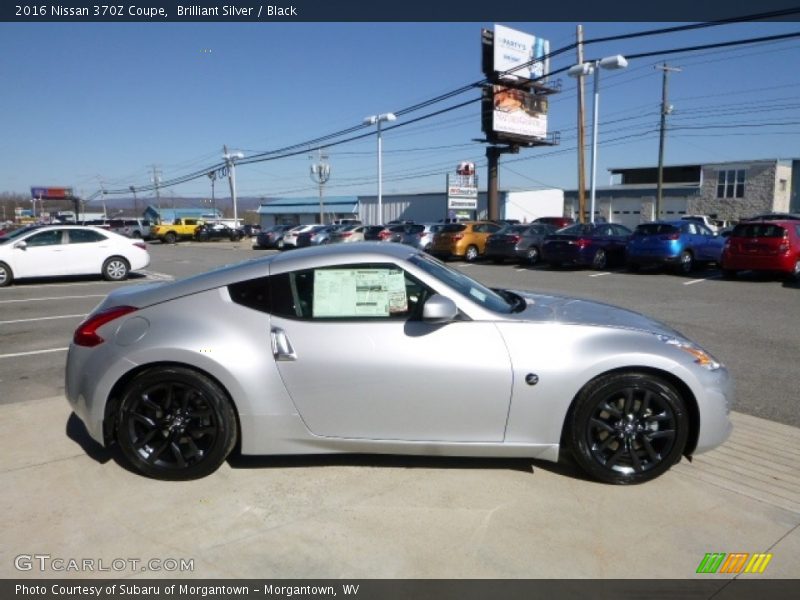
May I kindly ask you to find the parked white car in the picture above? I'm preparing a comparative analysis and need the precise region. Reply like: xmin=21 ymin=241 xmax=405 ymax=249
xmin=0 ymin=225 xmax=150 ymax=286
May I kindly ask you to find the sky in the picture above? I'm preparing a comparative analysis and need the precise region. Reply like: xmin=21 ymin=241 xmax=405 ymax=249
xmin=1 ymin=17 xmax=800 ymax=207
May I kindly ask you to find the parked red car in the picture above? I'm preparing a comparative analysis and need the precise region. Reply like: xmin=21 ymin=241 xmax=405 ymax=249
xmin=721 ymin=220 xmax=800 ymax=280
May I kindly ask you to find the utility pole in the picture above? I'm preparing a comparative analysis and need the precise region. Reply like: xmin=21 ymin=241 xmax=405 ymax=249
xmin=309 ymin=148 xmax=331 ymax=224
xmin=129 ymin=186 xmax=138 ymax=216
xmin=576 ymin=25 xmax=588 ymax=223
xmin=151 ymin=166 xmax=162 ymax=211
xmin=207 ymin=170 xmax=217 ymax=220
xmin=655 ymin=63 xmax=681 ymax=221
xmin=223 ymin=145 xmax=244 ymax=227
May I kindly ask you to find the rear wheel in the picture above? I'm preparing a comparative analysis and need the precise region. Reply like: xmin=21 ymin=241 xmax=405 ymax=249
xmin=0 ymin=262 xmax=13 ymax=287
xmin=464 ymin=245 xmax=479 ymax=262
xmin=789 ymin=259 xmax=800 ymax=281
xmin=525 ymin=246 xmax=540 ymax=265
xmin=676 ymin=250 xmax=694 ymax=274
xmin=568 ymin=371 xmax=689 ymax=485
xmin=116 ymin=367 xmax=237 ymax=480
xmin=592 ymin=248 xmax=608 ymax=270
xmin=164 ymin=231 xmax=178 ymax=244
xmin=102 ymin=257 xmax=130 ymax=281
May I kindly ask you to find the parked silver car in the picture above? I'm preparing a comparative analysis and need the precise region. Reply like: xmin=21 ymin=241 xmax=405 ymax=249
xmin=66 ymin=243 xmax=732 ymax=483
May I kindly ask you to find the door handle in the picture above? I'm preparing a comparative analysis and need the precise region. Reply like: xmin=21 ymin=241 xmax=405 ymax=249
xmin=270 ymin=327 xmax=297 ymax=361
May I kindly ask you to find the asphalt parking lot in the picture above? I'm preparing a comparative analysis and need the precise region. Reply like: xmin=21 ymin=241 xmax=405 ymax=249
xmin=1 ymin=239 xmax=798 ymax=580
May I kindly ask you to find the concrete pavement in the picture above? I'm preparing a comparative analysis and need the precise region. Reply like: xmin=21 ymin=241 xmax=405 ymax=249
xmin=1 ymin=396 xmax=798 ymax=579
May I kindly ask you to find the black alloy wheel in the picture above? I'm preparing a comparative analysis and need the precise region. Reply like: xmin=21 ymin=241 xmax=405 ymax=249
xmin=568 ymin=372 xmax=688 ymax=484
xmin=116 ymin=367 xmax=237 ymax=480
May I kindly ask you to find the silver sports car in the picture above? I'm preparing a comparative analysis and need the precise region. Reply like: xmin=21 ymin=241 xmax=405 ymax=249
xmin=66 ymin=242 xmax=732 ymax=484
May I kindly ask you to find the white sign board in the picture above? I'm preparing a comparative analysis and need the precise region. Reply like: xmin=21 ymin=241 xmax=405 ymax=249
xmin=493 ymin=24 xmax=550 ymax=82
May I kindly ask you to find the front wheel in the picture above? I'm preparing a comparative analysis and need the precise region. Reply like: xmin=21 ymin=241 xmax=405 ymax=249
xmin=567 ymin=372 xmax=689 ymax=485
xmin=102 ymin=257 xmax=130 ymax=281
xmin=0 ymin=262 xmax=13 ymax=287
xmin=164 ymin=232 xmax=178 ymax=244
xmin=116 ymin=367 xmax=238 ymax=480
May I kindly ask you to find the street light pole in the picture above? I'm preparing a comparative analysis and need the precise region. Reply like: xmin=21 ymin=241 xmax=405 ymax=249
xmin=364 ymin=112 xmax=397 ymax=224
xmin=568 ymin=55 xmax=628 ymax=224
xmin=207 ymin=170 xmax=217 ymax=221
xmin=309 ymin=149 xmax=331 ymax=224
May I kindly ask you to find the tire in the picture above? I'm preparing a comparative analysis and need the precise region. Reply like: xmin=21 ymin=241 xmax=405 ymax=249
xmin=464 ymin=245 xmax=479 ymax=263
xmin=277 ymin=239 xmax=285 ymax=250
xmin=164 ymin=231 xmax=178 ymax=244
xmin=592 ymin=248 xmax=608 ymax=270
xmin=525 ymin=246 xmax=540 ymax=265
xmin=0 ymin=262 xmax=13 ymax=287
xmin=676 ymin=250 xmax=694 ymax=275
xmin=567 ymin=371 xmax=689 ymax=485
xmin=102 ymin=257 xmax=130 ymax=281
xmin=115 ymin=366 xmax=238 ymax=480
xmin=790 ymin=259 xmax=800 ymax=281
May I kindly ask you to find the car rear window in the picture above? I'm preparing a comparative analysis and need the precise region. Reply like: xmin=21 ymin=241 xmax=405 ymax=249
xmin=634 ymin=224 xmax=679 ymax=235
xmin=731 ymin=224 xmax=786 ymax=238
xmin=441 ymin=224 xmax=466 ymax=233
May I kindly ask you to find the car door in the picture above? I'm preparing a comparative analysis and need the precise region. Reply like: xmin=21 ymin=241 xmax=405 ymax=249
xmin=268 ymin=262 xmax=512 ymax=442
xmin=11 ymin=229 xmax=66 ymax=277
xmin=64 ymin=228 xmax=110 ymax=274
xmin=694 ymin=223 xmax=722 ymax=261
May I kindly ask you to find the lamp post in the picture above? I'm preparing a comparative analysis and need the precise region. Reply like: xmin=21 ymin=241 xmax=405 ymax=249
xmin=568 ymin=55 xmax=628 ymax=224
xmin=129 ymin=185 xmax=137 ymax=216
xmin=223 ymin=146 xmax=244 ymax=227
xmin=363 ymin=112 xmax=396 ymax=225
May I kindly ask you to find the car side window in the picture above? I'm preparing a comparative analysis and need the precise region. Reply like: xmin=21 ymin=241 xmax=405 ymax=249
xmin=24 ymin=230 xmax=63 ymax=247
xmin=275 ymin=264 xmax=431 ymax=321
xmin=67 ymin=229 xmax=106 ymax=244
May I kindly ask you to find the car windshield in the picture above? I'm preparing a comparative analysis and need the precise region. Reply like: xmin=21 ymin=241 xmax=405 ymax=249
xmin=409 ymin=253 xmax=515 ymax=314
xmin=0 ymin=225 xmax=40 ymax=244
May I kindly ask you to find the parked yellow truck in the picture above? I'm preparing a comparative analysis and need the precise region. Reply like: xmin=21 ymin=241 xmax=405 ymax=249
xmin=150 ymin=218 xmax=204 ymax=244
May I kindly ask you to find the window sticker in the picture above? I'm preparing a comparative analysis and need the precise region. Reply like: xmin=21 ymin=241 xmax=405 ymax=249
xmin=313 ymin=269 xmax=407 ymax=317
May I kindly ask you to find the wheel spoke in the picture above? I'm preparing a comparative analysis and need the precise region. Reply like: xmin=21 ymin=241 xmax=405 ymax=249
xmin=169 ymin=441 xmax=187 ymax=468
xmin=605 ymin=445 xmax=627 ymax=468
xmin=646 ymin=429 xmax=675 ymax=441
xmin=641 ymin=435 xmax=660 ymax=462
xmin=134 ymin=428 xmax=158 ymax=449
xmin=622 ymin=388 xmax=635 ymax=415
xmin=146 ymin=439 xmax=170 ymax=464
xmin=130 ymin=411 xmax=158 ymax=429
xmin=629 ymin=441 xmax=644 ymax=472
xmin=600 ymin=401 xmax=623 ymax=419
xmin=590 ymin=418 xmax=615 ymax=434
xmin=637 ymin=390 xmax=653 ymax=418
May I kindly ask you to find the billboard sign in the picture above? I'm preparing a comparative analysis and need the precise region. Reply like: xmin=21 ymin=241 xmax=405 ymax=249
xmin=488 ymin=85 xmax=548 ymax=141
xmin=493 ymin=24 xmax=550 ymax=82
xmin=447 ymin=169 xmax=479 ymax=210
xmin=31 ymin=186 xmax=73 ymax=200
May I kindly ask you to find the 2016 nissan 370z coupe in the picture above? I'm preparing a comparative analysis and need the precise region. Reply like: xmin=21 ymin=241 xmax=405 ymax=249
xmin=65 ymin=242 xmax=732 ymax=484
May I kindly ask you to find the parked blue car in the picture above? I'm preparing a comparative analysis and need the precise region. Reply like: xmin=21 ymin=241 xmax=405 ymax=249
xmin=626 ymin=220 xmax=725 ymax=274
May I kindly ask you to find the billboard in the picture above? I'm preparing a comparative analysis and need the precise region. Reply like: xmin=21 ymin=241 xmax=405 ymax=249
xmin=485 ymin=85 xmax=548 ymax=141
xmin=493 ymin=24 xmax=550 ymax=83
xmin=447 ymin=165 xmax=479 ymax=210
xmin=31 ymin=186 xmax=73 ymax=199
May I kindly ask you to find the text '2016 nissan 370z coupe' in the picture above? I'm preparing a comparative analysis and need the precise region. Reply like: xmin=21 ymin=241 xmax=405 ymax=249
xmin=66 ymin=242 xmax=732 ymax=484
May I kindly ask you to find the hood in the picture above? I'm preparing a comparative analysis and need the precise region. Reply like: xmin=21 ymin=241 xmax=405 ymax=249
xmin=509 ymin=291 xmax=685 ymax=339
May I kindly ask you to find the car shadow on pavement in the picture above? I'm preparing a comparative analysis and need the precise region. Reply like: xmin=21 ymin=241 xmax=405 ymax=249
xmin=66 ymin=412 xmax=120 ymax=466
xmin=228 ymin=451 xmax=594 ymax=483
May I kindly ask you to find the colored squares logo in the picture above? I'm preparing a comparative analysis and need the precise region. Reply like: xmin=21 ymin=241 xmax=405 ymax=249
xmin=696 ymin=552 xmax=773 ymax=574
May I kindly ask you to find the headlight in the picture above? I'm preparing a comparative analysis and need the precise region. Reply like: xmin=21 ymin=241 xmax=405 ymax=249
xmin=658 ymin=335 xmax=722 ymax=370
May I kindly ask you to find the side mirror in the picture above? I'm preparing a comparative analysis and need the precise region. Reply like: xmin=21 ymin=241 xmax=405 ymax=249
xmin=422 ymin=294 xmax=458 ymax=323
xmin=13 ymin=241 xmax=27 ymax=250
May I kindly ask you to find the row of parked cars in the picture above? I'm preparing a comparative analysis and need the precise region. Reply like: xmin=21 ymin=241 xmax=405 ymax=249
xmin=254 ymin=213 xmax=800 ymax=280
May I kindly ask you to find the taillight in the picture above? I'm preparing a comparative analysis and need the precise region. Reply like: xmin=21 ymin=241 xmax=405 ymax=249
xmin=341 ymin=232 xmax=352 ymax=238
xmin=452 ymin=234 xmax=464 ymax=241
xmin=378 ymin=231 xmax=392 ymax=240
xmin=659 ymin=233 xmax=680 ymax=241
xmin=576 ymin=238 xmax=591 ymax=249
xmin=73 ymin=306 xmax=137 ymax=347
xmin=133 ymin=242 xmax=147 ymax=250
xmin=509 ymin=235 xmax=521 ymax=243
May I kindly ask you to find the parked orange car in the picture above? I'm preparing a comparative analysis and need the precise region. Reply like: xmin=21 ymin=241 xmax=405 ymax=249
xmin=429 ymin=221 xmax=502 ymax=262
